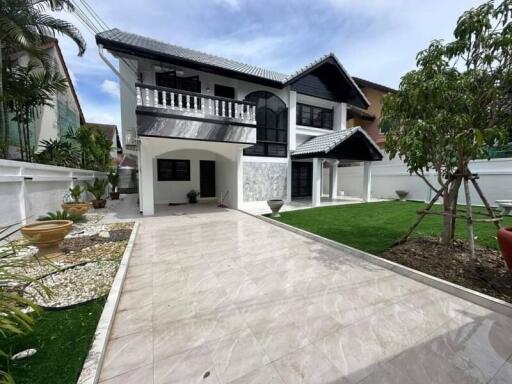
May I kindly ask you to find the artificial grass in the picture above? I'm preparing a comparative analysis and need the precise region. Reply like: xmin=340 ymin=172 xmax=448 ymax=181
xmin=272 ymin=201 xmax=512 ymax=255
xmin=0 ymin=298 xmax=106 ymax=384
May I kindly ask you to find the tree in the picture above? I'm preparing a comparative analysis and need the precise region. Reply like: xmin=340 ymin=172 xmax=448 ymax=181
xmin=0 ymin=0 xmax=86 ymax=158
xmin=64 ymin=126 xmax=113 ymax=171
xmin=2 ymin=62 xmax=68 ymax=162
xmin=381 ymin=0 xmax=512 ymax=248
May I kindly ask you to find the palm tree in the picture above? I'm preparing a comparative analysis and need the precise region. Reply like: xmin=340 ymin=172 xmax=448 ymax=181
xmin=3 ymin=62 xmax=69 ymax=161
xmin=0 ymin=0 xmax=86 ymax=158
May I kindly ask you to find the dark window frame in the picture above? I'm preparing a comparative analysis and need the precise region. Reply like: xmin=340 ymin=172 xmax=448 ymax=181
xmin=297 ymin=103 xmax=333 ymax=130
xmin=157 ymin=159 xmax=191 ymax=181
xmin=244 ymin=91 xmax=288 ymax=158
xmin=214 ymin=84 xmax=236 ymax=99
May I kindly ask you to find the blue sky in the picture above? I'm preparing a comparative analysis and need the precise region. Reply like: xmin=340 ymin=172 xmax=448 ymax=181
xmin=54 ymin=0 xmax=483 ymax=129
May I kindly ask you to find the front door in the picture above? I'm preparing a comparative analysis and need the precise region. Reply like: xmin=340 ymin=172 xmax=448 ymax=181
xmin=292 ymin=162 xmax=313 ymax=198
xmin=200 ymin=161 xmax=216 ymax=198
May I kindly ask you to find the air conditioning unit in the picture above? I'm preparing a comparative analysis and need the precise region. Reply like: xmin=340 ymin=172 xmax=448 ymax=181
xmin=125 ymin=129 xmax=137 ymax=148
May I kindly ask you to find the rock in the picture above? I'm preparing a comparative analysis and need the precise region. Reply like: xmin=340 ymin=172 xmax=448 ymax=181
xmin=12 ymin=349 xmax=37 ymax=360
xmin=98 ymin=231 xmax=110 ymax=239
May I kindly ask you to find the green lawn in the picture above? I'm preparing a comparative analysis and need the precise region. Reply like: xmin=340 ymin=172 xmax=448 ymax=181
xmin=0 ymin=298 xmax=105 ymax=384
xmin=272 ymin=201 xmax=512 ymax=255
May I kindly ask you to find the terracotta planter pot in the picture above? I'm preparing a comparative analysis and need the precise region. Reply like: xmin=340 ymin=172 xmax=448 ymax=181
xmin=110 ymin=191 xmax=120 ymax=200
xmin=497 ymin=227 xmax=512 ymax=270
xmin=267 ymin=199 xmax=284 ymax=218
xmin=61 ymin=202 xmax=90 ymax=215
xmin=91 ymin=199 xmax=107 ymax=209
xmin=21 ymin=220 xmax=73 ymax=248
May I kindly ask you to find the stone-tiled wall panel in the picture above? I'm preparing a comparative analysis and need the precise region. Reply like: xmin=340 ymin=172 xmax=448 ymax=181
xmin=243 ymin=161 xmax=287 ymax=201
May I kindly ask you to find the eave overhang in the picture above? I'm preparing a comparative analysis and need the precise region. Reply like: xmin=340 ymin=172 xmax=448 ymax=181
xmin=291 ymin=127 xmax=383 ymax=161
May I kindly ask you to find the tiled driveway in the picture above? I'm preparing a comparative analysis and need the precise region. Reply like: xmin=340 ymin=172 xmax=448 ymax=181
xmin=99 ymin=205 xmax=512 ymax=384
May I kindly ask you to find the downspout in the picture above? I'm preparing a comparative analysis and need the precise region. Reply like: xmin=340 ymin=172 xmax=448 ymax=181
xmin=97 ymin=44 xmax=135 ymax=93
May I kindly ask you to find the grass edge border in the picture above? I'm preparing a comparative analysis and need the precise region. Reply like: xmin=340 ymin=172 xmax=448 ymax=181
xmin=76 ymin=221 xmax=140 ymax=384
xmin=240 ymin=210 xmax=512 ymax=319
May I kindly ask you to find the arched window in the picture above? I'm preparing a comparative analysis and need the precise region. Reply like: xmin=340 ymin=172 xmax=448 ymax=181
xmin=243 ymin=91 xmax=288 ymax=157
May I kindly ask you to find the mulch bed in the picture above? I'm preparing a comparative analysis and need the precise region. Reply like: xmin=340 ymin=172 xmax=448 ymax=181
xmin=382 ymin=238 xmax=512 ymax=303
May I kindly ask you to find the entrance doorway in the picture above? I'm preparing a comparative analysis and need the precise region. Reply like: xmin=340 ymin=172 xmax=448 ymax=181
xmin=292 ymin=162 xmax=312 ymax=198
xmin=200 ymin=160 xmax=216 ymax=198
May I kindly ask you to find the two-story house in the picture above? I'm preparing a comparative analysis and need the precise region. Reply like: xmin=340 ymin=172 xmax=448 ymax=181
xmin=96 ymin=29 xmax=383 ymax=215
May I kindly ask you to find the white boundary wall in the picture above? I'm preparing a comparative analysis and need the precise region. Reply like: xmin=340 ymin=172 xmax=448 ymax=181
xmin=0 ymin=159 xmax=107 ymax=226
xmin=337 ymin=155 xmax=512 ymax=207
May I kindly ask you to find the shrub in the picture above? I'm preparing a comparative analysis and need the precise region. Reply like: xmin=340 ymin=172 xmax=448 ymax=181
xmin=37 ymin=210 xmax=85 ymax=223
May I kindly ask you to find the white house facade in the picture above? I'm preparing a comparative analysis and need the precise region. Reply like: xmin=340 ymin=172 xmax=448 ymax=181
xmin=96 ymin=28 xmax=383 ymax=215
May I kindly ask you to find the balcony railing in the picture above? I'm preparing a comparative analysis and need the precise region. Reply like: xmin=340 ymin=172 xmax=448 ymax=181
xmin=135 ymin=83 xmax=257 ymax=125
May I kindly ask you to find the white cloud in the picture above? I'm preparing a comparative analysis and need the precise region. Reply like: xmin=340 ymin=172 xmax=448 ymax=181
xmin=101 ymin=79 xmax=120 ymax=98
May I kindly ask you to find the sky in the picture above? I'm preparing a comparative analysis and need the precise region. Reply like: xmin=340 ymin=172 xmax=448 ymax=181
xmin=54 ymin=0 xmax=484 ymax=131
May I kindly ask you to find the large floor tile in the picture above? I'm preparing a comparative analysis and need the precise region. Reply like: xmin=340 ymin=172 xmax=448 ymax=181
xmin=272 ymin=343 xmax=347 ymax=384
xmin=99 ymin=331 xmax=153 ymax=381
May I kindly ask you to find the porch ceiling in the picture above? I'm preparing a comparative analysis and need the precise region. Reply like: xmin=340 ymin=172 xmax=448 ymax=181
xmin=291 ymin=127 xmax=383 ymax=161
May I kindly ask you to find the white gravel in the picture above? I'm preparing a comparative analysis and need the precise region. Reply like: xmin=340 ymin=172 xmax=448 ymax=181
xmin=24 ymin=261 xmax=119 ymax=308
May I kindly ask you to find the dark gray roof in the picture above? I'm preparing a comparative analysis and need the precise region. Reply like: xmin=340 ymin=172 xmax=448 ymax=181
xmin=97 ymin=29 xmax=288 ymax=83
xmin=292 ymin=127 xmax=382 ymax=157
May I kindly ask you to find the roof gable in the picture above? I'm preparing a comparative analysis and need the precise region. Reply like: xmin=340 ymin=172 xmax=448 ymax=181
xmin=285 ymin=55 xmax=369 ymax=108
xmin=292 ymin=127 xmax=383 ymax=161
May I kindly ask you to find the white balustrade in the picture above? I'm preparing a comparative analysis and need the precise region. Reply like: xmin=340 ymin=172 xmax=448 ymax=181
xmin=136 ymin=85 xmax=256 ymax=124
xmin=136 ymin=87 xmax=142 ymax=106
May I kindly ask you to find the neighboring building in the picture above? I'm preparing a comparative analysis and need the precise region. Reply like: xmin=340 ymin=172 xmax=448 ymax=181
xmin=97 ymin=28 xmax=383 ymax=215
xmin=7 ymin=39 xmax=85 ymax=156
xmin=84 ymin=122 xmax=122 ymax=162
xmin=347 ymin=77 xmax=395 ymax=148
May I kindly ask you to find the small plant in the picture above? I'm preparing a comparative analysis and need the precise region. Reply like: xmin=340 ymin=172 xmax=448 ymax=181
xmin=0 ymin=224 xmax=48 ymax=383
xmin=37 ymin=210 xmax=85 ymax=223
xmin=108 ymin=170 xmax=120 ymax=200
xmin=187 ymin=189 xmax=199 ymax=204
xmin=69 ymin=185 xmax=85 ymax=203
xmin=86 ymin=178 xmax=108 ymax=201
xmin=86 ymin=178 xmax=109 ymax=208
xmin=108 ymin=170 xmax=119 ymax=192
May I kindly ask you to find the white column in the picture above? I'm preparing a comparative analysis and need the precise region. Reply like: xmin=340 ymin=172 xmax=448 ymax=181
xmin=329 ymin=160 xmax=339 ymax=200
xmin=286 ymin=158 xmax=292 ymax=203
xmin=312 ymin=158 xmax=322 ymax=207
xmin=140 ymin=140 xmax=155 ymax=215
xmin=288 ymin=89 xmax=297 ymax=151
xmin=362 ymin=161 xmax=372 ymax=202
xmin=234 ymin=150 xmax=243 ymax=209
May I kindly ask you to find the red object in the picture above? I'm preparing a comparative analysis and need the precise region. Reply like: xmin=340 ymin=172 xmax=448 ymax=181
xmin=497 ymin=227 xmax=512 ymax=270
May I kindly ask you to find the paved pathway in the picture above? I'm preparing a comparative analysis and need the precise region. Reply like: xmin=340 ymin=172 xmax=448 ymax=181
xmin=99 ymin=205 xmax=512 ymax=384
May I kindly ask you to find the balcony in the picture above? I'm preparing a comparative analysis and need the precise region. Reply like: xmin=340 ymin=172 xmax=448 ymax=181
xmin=135 ymin=83 xmax=257 ymax=145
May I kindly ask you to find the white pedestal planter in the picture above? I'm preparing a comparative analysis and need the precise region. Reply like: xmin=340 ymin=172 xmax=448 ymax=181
xmin=267 ymin=199 xmax=284 ymax=218
xmin=496 ymin=200 xmax=512 ymax=215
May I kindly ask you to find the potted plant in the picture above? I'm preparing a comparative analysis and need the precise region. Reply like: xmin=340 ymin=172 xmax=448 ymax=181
xmin=86 ymin=178 xmax=109 ymax=209
xmin=37 ymin=210 xmax=85 ymax=223
xmin=62 ymin=185 xmax=90 ymax=215
xmin=395 ymin=190 xmax=409 ymax=201
xmin=187 ymin=189 xmax=199 ymax=204
xmin=108 ymin=170 xmax=120 ymax=200
xmin=497 ymin=227 xmax=512 ymax=270
xmin=267 ymin=199 xmax=284 ymax=218
xmin=21 ymin=220 xmax=73 ymax=248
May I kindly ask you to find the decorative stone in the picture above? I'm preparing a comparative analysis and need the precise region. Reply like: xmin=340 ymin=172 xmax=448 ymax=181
xmin=243 ymin=162 xmax=287 ymax=202
xmin=98 ymin=231 xmax=110 ymax=239
xmin=11 ymin=349 xmax=37 ymax=360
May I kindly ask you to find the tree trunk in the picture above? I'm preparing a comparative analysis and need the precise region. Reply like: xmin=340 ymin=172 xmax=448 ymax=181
xmin=441 ymin=176 xmax=462 ymax=245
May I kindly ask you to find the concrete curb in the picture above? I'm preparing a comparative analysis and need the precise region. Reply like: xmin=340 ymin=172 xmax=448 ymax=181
xmin=244 ymin=211 xmax=512 ymax=318
xmin=77 ymin=221 xmax=140 ymax=384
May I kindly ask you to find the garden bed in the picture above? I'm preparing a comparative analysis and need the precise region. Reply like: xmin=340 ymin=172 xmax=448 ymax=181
xmin=382 ymin=237 xmax=512 ymax=303
xmin=0 ymin=214 xmax=135 ymax=384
